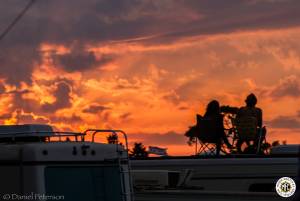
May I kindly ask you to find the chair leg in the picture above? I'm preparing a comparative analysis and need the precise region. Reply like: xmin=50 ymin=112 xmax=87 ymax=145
xmin=197 ymin=143 xmax=218 ymax=156
xmin=197 ymin=144 xmax=206 ymax=154
xmin=195 ymin=137 xmax=198 ymax=155
xmin=208 ymin=145 xmax=217 ymax=155
xmin=256 ymin=128 xmax=264 ymax=154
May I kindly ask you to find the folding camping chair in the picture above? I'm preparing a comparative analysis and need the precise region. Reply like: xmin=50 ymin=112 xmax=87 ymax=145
xmin=195 ymin=116 xmax=221 ymax=156
xmin=234 ymin=116 xmax=265 ymax=154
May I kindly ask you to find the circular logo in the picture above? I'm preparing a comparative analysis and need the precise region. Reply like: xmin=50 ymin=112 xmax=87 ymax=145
xmin=276 ymin=177 xmax=296 ymax=197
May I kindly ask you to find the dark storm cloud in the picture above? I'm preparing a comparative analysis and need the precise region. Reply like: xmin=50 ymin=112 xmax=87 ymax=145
xmin=270 ymin=76 xmax=300 ymax=98
xmin=82 ymin=104 xmax=111 ymax=114
xmin=119 ymin=112 xmax=132 ymax=121
xmin=55 ymin=50 xmax=114 ymax=72
xmin=0 ymin=114 xmax=11 ymax=121
xmin=2 ymin=0 xmax=300 ymax=45
xmin=115 ymin=84 xmax=140 ymax=90
xmin=42 ymin=82 xmax=73 ymax=112
xmin=178 ymin=106 xmax=189 ymax=111
xmin=268 ymin=116 xmax=300 ymax=129
xmin=51 ymin=114 xmax=83 ymax=124
xmin=130 ymin=131 xmax=187 ymax=146
xmin=0 ymin=82 xmax=5 ymax=94
xmin=5 ymin=78 xmax=75 ymax=116
xmin=160 ymin=0 xmax=300 ymax=39
xmin=98 ymin=0 xmax=300 ymax=42
xmin=7 ymin=89 xmax=39 ymax=114
xmin=35 ymin=77 xmax=74 ymax=88
xmin=0 ymin=46 xmax=39 ymax=85
xmin=0 ymin=0 xmax=299 ymax=85
xmin=16 ymin=112 xmax=50 ymax=125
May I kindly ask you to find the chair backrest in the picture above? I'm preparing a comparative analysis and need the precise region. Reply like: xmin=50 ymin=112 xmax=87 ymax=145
xmin=235 ymin=116 xmax=257 ymax=141
xmin=196 ymin=117 xmax=219 ymax=143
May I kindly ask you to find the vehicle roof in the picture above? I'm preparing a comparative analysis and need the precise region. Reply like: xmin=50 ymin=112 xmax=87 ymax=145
xmin=0 ymin=124 xmax=54 ymax=138
xmin=0 ymin=142 xmax=126 ymax=162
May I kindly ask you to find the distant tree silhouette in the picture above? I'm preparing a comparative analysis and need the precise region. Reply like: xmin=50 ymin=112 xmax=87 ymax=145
xmin=185 ymin=125 xmax=198 ymax=146
xmin=261 ymin=140 xmax=286 ymax=154
xmin=130 ymin=142 xmax=148 ymax=158
xmin=107 ymin=133 xmax=118 ymax=144
xmin=242 ymin=140 xmax=286 ymax=154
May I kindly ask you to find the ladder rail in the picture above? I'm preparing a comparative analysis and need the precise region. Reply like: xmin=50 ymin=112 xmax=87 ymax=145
xmin=84 ymin=129 xmax=134 ymax=201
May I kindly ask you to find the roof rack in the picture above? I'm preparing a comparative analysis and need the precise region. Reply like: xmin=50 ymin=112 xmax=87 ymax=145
xmin=0 ymin=131 xmax=85 ymax=143
xmin=0 ymin=124 xmax=85 ymax=143
xmin=0 ymin=125 xmax=129 ymax=147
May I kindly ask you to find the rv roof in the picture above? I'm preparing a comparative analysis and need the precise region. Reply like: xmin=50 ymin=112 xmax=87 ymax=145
xmin=0 ymin=124 xmax=54 ymax=138
xmin=270 ymin=144 xmax=300 ymax=155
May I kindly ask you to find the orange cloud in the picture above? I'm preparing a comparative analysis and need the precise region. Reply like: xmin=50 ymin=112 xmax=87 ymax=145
xmin=2 ymin=27 xmax=300 ymax=155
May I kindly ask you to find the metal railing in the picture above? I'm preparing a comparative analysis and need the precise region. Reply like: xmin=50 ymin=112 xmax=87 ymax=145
xmin=83 ymin=129 xmax=134 ymax=201
xmin=0 ymin=131 xmax=85 ymax=142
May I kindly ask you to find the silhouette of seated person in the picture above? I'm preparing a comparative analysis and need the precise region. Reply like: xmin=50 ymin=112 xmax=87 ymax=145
xmin=235 ymin=93 xmax=264 ymax=153
xmin=197 ymin=100 xmax=232 ymax=156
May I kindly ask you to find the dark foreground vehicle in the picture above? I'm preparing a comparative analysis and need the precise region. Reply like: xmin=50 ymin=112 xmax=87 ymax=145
xmin=131 ymin=145 xmax=299 ymax=201
xmin=0 ymin=124 xmax=133 ymax=201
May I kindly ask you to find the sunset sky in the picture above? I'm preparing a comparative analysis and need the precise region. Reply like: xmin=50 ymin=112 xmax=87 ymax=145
xmin=0 ymin=0 xmax=300 ymax=155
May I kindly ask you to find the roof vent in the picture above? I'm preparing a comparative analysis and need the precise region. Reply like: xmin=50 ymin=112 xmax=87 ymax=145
xmin=0 ymin=124 xmax=54 ymax=139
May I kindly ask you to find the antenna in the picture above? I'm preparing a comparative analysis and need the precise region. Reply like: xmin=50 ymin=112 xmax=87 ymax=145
xmin=0 ymin=0 xmax=37 ymax=42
